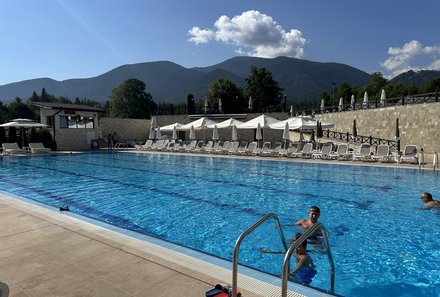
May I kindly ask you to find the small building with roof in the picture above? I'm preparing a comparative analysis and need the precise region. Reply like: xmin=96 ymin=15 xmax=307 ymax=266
xmin=31 ymin=102 xmax=104 ymax=151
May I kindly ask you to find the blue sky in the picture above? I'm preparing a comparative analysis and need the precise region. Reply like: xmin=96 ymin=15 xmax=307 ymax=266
xmin=1 ymin=0 xmax=439 ymax=86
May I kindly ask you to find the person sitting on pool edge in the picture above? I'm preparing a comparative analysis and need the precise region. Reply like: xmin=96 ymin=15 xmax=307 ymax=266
xmin=420 ymin=192 xmax=440 ymax=209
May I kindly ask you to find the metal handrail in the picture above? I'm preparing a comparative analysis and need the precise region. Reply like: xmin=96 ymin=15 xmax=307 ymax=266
xmin=232 ymin=213 xmax=288 ymax=297
xmin=281 ymin=222 xmax=335 ymax=296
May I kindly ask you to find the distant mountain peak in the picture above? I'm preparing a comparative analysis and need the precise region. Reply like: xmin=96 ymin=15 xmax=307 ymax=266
xmin=1 ymin=56 xmax=435 ymax=105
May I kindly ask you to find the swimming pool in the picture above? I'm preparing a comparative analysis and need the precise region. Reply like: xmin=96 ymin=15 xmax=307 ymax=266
xmin=1 ymin=152 xmax=439 ymax=296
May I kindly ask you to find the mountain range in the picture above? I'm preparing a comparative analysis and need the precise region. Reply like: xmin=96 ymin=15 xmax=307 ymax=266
xmin=0 ymin=56 xmax=439 ymax=105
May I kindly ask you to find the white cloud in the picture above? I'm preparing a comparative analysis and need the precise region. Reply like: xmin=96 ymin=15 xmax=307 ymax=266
xmin=380 ymin=40 xmax=440 ymax=78
xmin=187 ymin=27 xmax=214 ymax=44
xmin=188 ymin=10 xmax=306 ymax=59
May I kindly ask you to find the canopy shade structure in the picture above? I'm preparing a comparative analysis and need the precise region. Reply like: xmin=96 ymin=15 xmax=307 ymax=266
xmin=0 ymin=119 xmax=49 ymax=148
xmin=206 ymin=118 xmax=244 ymax=129
xmin=237 ymin=115 xmax=279 ymax=129
xmin=268 ymin=116 xmax=334 ymax=131
xmin=179 ymin=117 xmax=218 ymax=130
xmin=0 ymin=118 xmax=48 ymax=128
xmin=160 ymin=123 xmax=183 ymax=131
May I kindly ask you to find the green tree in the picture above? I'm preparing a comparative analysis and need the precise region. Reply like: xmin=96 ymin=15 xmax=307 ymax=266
xmin=0 ymin=101 xmax=9 ymax=123
xmin=109 ymin=78 xmax=156 ymax=119
xmin=421 ymin=78 xmax=440 ymax=93
xmin=29 ymin=91 xmax=40 ymax=102
xmin=8 ymin=97 xmax=37 ymax=120
xmin=244 ymin=66 xmax=282 ymax=112
xmin=369 ymin=72 xmax=388 ymax=96
xmin=187 ymin=94 xmax=195 ymax=114
xmin=204 ymin=78 xmax=244 ymax=113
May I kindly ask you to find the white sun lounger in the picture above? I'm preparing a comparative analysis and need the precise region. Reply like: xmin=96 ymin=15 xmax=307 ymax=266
xmin=328 ymin=143 xmax=349 ymax=160
xmin=2 ymin=143 xmax=27 ymax=155
xmin=312 ymin=143 xmax=334 ymax=159
xmin=400 ymin=145 xmax=418 ymax=164
xmin=371 ymin=144 xmax=391 ymax=162
xmin=236 ymin=141 xmax=248 ymax=155
xmin=352 ymin=144 xmax=372 ymax=161
xmin=29 ymin=142 xmax=51 ymax=154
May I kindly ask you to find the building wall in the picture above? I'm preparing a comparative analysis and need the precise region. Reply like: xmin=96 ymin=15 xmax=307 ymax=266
xmin=98 ymin=117 xmax=149 ymax=143
xmin=39 ymin=108 xmax=99 ymax=151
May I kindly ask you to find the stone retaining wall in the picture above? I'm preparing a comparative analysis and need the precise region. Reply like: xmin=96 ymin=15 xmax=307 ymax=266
xmin=315 ymin=102 xmax=440 ymax=155
xmin=100 ymin=102 xmax=440 ymax=158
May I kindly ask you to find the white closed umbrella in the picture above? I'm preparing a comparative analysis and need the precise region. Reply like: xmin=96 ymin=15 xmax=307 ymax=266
xmin=212 ymin=125 xmax=219 ymax=141
xmin=289 ymin=105 xmax=294 ymax=116
xmin=350 ymin=95 xmax=356 ymax=110
xmin=380 ymin=89 xmax=386 ymax=106
xmin=320 ymin=99 xmax=325 ymax=113
xmin=189 ymin=125 xmax=196 ymax=140
xmin=218 ymin=98 xmax=222 ymax=113
xmin=248 ymin=97 xmax=253 ymax=110
xmin=148 ymin=125 xmax=155 ymax=140
xmin=172 ymin=126 xmax=177 ymax=141
xmin=338 ymin=97 xmax=344 ymax=111
xmin=204 ymin=100 xmax=208 ymax=113
xmin=149 ymin=116 xmax=157 ymax=139
xmin=231 ymin=125 xmax=238 ymax=141
xmin=282 ymin=122 xmax=290 ymax=149
xmin=363 ymin=92 xmax=369 ymax=108
xmin=155 ymin=126 xmax=161 ymax=140
xmin=256 ymin=123 xmax=262 ymax=147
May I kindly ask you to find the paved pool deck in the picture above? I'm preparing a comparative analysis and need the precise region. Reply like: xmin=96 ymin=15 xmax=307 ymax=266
xmin=0 ymin=151 xmax=427 ymax=297
xmin=0 ymin=193 xmax=269 ymax=297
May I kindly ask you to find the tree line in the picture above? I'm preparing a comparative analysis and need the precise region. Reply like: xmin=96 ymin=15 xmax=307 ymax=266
xmin=1 ymin=69 xmax=439 ymax=122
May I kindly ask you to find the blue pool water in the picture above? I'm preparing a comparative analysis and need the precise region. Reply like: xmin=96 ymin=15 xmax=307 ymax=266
xmin=1 ymin=152 xmax=439 ymax=297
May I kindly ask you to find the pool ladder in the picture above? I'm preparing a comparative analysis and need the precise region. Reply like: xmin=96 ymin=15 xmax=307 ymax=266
xmin=232 ymin=213 xmax=335 ymax=297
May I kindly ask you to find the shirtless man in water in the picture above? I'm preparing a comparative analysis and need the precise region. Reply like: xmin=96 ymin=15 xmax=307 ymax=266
xmin=259 ymin=205 xmax=329 ymax=254
xmin=420 ymin=192 xmax=440 ymax=209
xmin=286 ymin=205 xmax=322 ymax=230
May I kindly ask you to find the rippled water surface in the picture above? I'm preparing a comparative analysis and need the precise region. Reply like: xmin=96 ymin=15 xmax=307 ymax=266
xmin=1 ymin=152 xmax=439 ymax=297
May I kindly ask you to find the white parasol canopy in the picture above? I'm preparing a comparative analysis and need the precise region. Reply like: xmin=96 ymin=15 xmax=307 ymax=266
xmin=237 ymin=114 xmax=279 ymax=129
xmin=160 ymin=122 xmax=183 ymax=131
xmin=350 ymin=95 xmax=356 ymax=110
xmin=0 ymin=118 xmax=48 ymax=128
xmin=206 ymin=118 xmax=243 ymax=129
xmin=0 ymin=119 xmax=48 ymax=147
xmin=320 ymin=99 xmax=325 ymax=113
xmin=269 ymin=116 xmax=334 ymax=131
xmin=338 ymin=97 xmax=344 ymax=111
xmin=180 ymin=117 xmax=218 ymax=130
